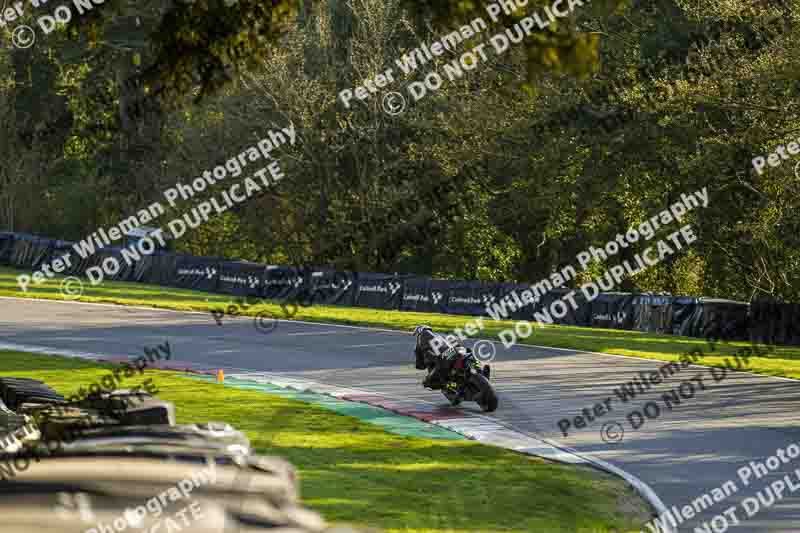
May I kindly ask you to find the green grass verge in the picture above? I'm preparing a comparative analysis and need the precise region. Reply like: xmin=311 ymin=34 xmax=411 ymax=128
xmin=0 ymin=351 xmax=651 ymax=533
xmin=2 ymin=266 xmax=799 ymax=379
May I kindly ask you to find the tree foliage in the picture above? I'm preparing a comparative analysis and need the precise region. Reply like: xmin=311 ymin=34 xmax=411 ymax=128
xmin=1 ymin=0 xmax=798 ymax=301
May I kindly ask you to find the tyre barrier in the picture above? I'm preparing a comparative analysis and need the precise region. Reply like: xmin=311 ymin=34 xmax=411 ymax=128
xmin=0 ymin=378 xmax=368 ymax=533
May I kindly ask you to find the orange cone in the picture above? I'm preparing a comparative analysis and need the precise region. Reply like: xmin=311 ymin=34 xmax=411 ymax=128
xmin=216 ymin=369 xmax=225 ymax=383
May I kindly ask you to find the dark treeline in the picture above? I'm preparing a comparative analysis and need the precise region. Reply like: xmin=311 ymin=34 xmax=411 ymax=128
xmin=1 ymin=0 xmax=798 ymax=302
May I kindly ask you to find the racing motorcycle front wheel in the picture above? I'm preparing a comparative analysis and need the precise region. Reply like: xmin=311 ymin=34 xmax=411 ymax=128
xmin=469 ymin=374 xmax=498 ymax=412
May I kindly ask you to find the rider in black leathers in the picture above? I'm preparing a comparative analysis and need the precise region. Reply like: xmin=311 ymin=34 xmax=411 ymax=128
xmin=413 ymin=325 xmax=463 ymax=390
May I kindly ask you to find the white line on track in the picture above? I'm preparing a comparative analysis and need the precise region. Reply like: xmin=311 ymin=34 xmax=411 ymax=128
xmin=286 ymin=330 xmax=356 ymax=336
xmin=0 ymin=341 xmax=107 ymax=360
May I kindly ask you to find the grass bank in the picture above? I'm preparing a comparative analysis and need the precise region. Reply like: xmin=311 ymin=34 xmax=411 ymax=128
xmin=2 ymin=266 xmax=799 ymax=379
xmin=0 ymin=350 xmax=651 ymax=533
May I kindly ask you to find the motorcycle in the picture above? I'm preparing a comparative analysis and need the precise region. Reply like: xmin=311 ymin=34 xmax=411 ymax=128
xmin=428 ymin=346 xmax=499 ymax=412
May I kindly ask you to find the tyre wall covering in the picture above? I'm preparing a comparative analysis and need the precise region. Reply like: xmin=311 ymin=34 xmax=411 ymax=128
xmin=1 ymin=232 xmax=791 ymax=344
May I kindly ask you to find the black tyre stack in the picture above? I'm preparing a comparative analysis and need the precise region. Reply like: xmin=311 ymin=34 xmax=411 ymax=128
xmin=0 ymin=377 xmax=369 ymax=533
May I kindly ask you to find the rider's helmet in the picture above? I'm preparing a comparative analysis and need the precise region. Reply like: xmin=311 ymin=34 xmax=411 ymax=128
xmin=413 ymin=325 xmax=432 ymax=338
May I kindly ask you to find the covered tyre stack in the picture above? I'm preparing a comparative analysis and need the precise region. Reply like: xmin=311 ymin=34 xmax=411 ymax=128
xmin=0 ymin=380 xmax=368 ymax=533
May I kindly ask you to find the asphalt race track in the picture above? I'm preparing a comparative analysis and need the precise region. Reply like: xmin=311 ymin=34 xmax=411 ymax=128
xmin=2 ymin=297 xmax=800 ymax=532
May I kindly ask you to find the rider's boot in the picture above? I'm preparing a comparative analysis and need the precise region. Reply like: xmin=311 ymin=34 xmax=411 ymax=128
xmin=423 ymin=368 xmax=441 ymax=389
